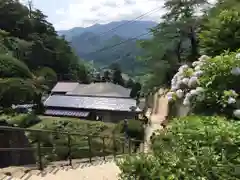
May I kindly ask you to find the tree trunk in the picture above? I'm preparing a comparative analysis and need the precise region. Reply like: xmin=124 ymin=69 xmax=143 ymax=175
xmin=189 ymin=26 xmax=199 ymax=61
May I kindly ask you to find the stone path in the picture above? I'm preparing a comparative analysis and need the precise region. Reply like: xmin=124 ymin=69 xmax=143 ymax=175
xmin=144 ymin=89 xmax=168 ymax=152
xmin=0 ymin=89 xmax=168 ymax=180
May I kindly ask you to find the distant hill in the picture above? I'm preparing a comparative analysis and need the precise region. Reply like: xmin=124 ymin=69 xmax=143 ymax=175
xmin=58 ymin=20 xmax=157 ymax=40
xmin=58 ymin=20 xmax=157 ymax=76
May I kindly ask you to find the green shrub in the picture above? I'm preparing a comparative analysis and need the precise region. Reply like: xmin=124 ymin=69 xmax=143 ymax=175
xmin=115 ymin=119 xmax=144 ymax=141
xmin=18 ymin=113 xmax=41 ymax=128
xmin=117 ymin=115 xmax=240 ymax=179
xmin=0 ymin=78 xmax=37 ymax=108
xmin=0 ymin=54 xmax=32 ymax=78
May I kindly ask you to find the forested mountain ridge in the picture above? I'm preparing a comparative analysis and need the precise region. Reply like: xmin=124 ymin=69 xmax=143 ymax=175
xmin=58 ymin=20 xmax=157 ymax=41
xmin=59 ymin=21 xmax=157 ymax=76
xmin=0 ymin=0 xmax=89 ymax=108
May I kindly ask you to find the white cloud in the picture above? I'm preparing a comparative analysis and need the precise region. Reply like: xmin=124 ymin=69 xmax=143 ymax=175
xmin=54 ymin=0 xmax=164 ymax=30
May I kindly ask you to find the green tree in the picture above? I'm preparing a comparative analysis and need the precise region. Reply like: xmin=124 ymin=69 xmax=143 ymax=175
xmin=111 ymin=64 xmax=125 ymax=86
xmin=199 ymin=8 xmax=240 ymax=56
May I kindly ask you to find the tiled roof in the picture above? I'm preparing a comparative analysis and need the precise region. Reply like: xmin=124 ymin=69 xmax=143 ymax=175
xmin=44 ymin=109 xmax=89 ymax=117
xmin=51 ymin=82 xmax=80 ymax=92
xmin=44 ymin=95 xmax=141 ymax=112
xmin=67 ymin=82 xmax=131 ymax=98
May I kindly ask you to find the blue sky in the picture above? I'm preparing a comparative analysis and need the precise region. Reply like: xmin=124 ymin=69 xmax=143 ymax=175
xmin=20 ymin=0 xmax=163 ymax=30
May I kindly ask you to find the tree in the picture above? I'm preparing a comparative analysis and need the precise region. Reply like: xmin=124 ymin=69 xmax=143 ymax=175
xmin=111 ymin=64 xmax=125 ymax=86
xmin=0 ymin=54 xmax=32 ymax=78
xmin=102 ymin=70 xmax=111 ymax=82
xmin=199 ymin=8 xmax=240 ymax=56
xmin=130 ymin=82 xmax=142 ymax=99
xmin=137 ymin=0 xmax=209 ymax=92
xmin=125 ymin=78 xmax=134 ymax=88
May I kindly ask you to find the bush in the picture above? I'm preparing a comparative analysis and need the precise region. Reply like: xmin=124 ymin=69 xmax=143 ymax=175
xmin=115 ymin=119 xmax=144 ymax=141
xmin=167 ymin=51 xmax=240 ymax=118
xmin=117 ymin=115 xmax=240 ymax=179
xmin=26 ymin=117 xmax=122 ymax=162
xmin=0 ymin=54 xmax=32 ymax=78
xmin=18 ymin=113 xmax=41 ymax=128
xmin=0 ymin=78 xmax=37 ymax=108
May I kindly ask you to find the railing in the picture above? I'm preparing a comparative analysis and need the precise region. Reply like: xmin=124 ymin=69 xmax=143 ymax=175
xmin=0 ymin=126 xmax=145 ymax=171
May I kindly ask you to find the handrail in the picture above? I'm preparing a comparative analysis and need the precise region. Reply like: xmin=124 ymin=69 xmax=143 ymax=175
xmin=0 ymin=125 xmax=145 ymax=171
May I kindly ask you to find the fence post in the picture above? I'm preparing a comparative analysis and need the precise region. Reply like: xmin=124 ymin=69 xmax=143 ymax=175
xmin=87 ymin=135 xmax=92 ymax=163
xmin=102 ymin=137 xmax=106 ymax=161
xmin=37 ymin=134 xmax=43 ymax=171
xmin=67 ymin=133 xmax=72 ymax=166
xmin=122 ymin=137 xmax=125 ymax=154
xmin=128 ymin=138 xmax=131 ymax=155
xmin=113 ymin=134 xmax=116 ymax=160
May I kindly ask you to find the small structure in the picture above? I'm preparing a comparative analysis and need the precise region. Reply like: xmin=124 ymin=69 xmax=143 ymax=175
xmin=51 ymin=82 xmax=81 ymax=95
xmin=44 ymin=82 xmax=142 ymax=122
xmin=44 ymin=95 xmax=141 ymax=122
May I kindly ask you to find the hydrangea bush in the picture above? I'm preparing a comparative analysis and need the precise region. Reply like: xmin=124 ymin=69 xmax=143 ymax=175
xmin=167 ymin=50 xmax=240 ymax=119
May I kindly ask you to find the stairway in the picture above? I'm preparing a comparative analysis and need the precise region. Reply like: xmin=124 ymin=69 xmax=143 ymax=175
xmin=0 ymin=159 xmax=120 ymax=180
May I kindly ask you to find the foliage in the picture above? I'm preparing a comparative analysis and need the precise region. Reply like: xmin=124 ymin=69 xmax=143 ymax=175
xmin=34 ymin=67 xmax=57 ymax=87
xmin=0 ymin=54 xmax=32 ymax=78
xmin=0 ymin=0 xmax=90 ymax=107
xmin=0 ymin=78 xmax=37 ymax=108
xmin=137 ymin=0 xmax=209 ymax=92
xmin=166 ymin=50 xmax=240 ymax=118
xmin=115 ymin=119 xmax=144 ymax=141
xmin=199 ymin=8 xmax=240 ymax=56
xmin=118 ymin=115 xmax=240 ymax=179
xmin=18 ymin=113 xmax=41 ymax=128
xmin=26 ymin=116 xmax=122 ymax=162
xmin=130 ymin=82 xmax=142 ymax=99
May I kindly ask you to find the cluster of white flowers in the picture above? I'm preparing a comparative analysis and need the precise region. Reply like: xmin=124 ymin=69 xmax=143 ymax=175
xmin=225 ymin=90 xmax=238 ymax=105
xmin=167 ymin=55 xmax=208 ymax=106
xmin=167 ymin=53 xmax=240 ymax=118
xmin=231 ymin=53 xmax=240 ymax=76
xmin=233 ymin=109 xmax=240 ymax=119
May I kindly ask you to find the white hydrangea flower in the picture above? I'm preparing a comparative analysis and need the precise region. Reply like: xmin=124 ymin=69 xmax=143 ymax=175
xmin=181 ymin=78 xmax=189 ymax=85
xmin=178 ymin=65 xmax=189 ymax=73
xmin=188 ymin=76 xmax=199 ymax=88
xmin=194 ymin=66 xmax=201 ymax=71
xmin=166 ymin=92 xmax=175 ymax=102
xmin=176 ymin=89 xmax=184 ymax=98
xmin=199 ymin=55 xmax=210 ymax=62
xmin=227 ymin=97 xmax=236 ymax=104
xmin=196 ymin=87 xmax=204 ymax=93
xmin=229 ymin=89 xmax=238 ymax=97
xmin=231 ymin=67 xmax=240 ymax=76
xmin=185 ymin=92 xmax=192 ymax=98
xmin=171 ymin=85 xmax=178 ymax=91
xmin=193 ymin=70 xmax=204 ymax=77
xmin=192 ymin=61 xmax=200 ymax=67
xmin=183 ymin=97 xmax=191 ymax=106
xmin=235 ymin=53 xmax=240 ymax=59
xmin=190 ymin=89 xmax=198 ymax=96
xmin=233 ymin=109 xmax=240 ymax=119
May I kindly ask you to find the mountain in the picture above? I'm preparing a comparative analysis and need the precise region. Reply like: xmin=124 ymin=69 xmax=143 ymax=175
xmin=58 ymin=20 xmax=157 ymax=40
xmin=58 ymin=20 xmax=157 ymax=76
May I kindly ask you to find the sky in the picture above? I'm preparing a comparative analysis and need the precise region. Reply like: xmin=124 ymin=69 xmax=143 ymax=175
xmin=20 ymin=0 xmax=164 ymax=31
